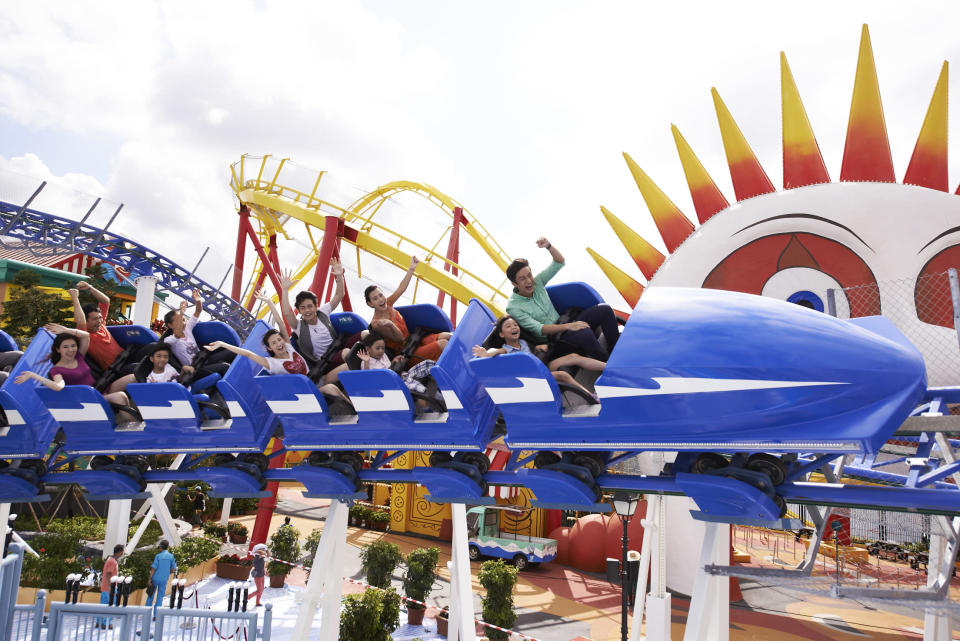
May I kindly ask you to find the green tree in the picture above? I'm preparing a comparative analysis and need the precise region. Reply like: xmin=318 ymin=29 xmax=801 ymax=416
xmin=0 ymin=270 xmax=72 ymax=345
xmin=78 ymin=263 xmax=124 ymax=321
xmin=478 ymin=559 xmax=519 ymax=641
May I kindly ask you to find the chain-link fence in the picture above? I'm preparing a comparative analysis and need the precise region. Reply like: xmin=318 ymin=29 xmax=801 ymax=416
xmin=827 ymin=269 xmax=960 ymax=387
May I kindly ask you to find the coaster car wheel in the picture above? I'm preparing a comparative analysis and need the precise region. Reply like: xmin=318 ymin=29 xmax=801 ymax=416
xmin=746 ymin=453 xmax=787 ymax=486
xmin=335 ymin=452 xmax=364 ymax=473
xmin=20 ymin=459 xmax=47 ymax=478
xmin=534 ymin=452 xmax=561 ymax=469
xmin=213 ymin=453 xmax=236 ymax=466
xmin=90 ymin=455 xmax=114 ymax=470
xmin=429 ymin=452 xmax=453 ymax=467
xmin=572 ymin=453 xmax=605 ymax=478
xmin=459 ymin=452 xmax=490 ymax=475
xmin=691 ymin=453 xmax=728 ymax=475
xmin=308 ymin=451 xmax=334 ymax=467
xmin=119 ymin=455 xmax=149 ymax=475
xmin=240 ymin=453 xmax=270 ymax=472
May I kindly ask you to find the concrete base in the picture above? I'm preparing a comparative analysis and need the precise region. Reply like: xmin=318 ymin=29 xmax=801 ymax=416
xmin=645 ymin=593 xmax=672 ymax=641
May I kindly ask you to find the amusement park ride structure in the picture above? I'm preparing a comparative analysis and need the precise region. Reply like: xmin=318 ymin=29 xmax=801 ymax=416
xmin=1 ymin=23 xmax=960 ymax=641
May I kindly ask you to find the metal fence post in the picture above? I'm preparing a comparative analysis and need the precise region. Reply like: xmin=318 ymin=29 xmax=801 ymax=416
xmin=30 ymin=590 xmax=45 ymax=641
xmin=947 ymin=268 xmax=960 ymax=352
xmin=826 ymin=288 xmax=837 ymax=317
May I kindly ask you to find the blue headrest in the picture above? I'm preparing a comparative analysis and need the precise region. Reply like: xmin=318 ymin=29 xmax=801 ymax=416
xmin=106 ymin=324 xmax=159 ymax=347
xmin=436 ymin=299 xmax=495 ymax=369
xmin=546 ymin=282 xmax=605 ymax=314
xmin=193 ymin=321 xmax=241 ymax=347
xmin=395 ymin=304 xmax=453 ymax=333
xmin=0 ymin=330 xmax=18 ymax=352
xmin=329 ymin=312 xmax=367 ymax=336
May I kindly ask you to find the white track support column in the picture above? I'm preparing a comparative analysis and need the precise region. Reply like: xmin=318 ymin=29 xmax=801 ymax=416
xmin=631 ymin=494 xmax=659 ymax=641
xmin=133 ymin=454 xmax=187 ymax=521
xmin=449 ymin=503 xmax=477 ymax=641
xmin=133 ymin=274 xmax=159 ymax=326
xmin=103 ymin=500 xmax=131 ymax=560
xmin=924 ymin=532 xmax=951 ymax=641
xmin=646 ymin=495 xmax=672 ymax=641
xmin=292 ymin=499 xmax=348 ymax=641
xmin=126 ymin=485 xmax=181 ymax=553
xmin=219 ymin=499 xmax=233 ymax=528
xmin=682 ymin=522 xmax=730 ymax=641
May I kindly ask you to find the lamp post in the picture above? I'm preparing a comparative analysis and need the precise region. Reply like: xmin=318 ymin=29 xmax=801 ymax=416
xmin=613 ymin=492 xmax=639 ymax=641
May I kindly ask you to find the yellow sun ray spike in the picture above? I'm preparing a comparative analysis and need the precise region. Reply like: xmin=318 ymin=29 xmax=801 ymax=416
xmin=622 ymin=152 xmax=695 ymax=253
xmin=586 ymin=247 xmax=645 ymax=308
xmin=904 ymin=61 xmax=949 ymax=192
xmin=599 ymin=206 xmax=665 ymax=280
xmin=671 ymin=125 xmax=729 ymax=223
xmin=781 ymin=52 xmax=830 ymax=189
xmin=840 ymin=24 xmax=895 ymax=183
xmin=712 ymin=88 xmax=776 ymax=201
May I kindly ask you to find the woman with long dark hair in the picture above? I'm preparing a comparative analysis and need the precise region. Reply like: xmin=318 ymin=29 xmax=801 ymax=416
xmin=15 ymin=323 xmax=129 ymax=406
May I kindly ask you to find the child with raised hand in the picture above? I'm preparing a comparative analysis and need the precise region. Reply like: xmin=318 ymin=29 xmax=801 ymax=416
xmin=162 ymin=289 xmax=203 ymax=365
xmin=472 ymin=315 xmax=601 ymax=401
xmin=354 ymin=332 xmax=392 ymax=370
xmin=205 ymin=291 xmax=346 ymax=399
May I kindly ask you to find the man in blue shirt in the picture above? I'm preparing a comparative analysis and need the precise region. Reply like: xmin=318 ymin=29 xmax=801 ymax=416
xmin=145 ymin=539 xmax=178 ymax=617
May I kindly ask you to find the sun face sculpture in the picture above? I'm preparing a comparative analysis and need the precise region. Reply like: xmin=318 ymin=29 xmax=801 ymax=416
xmin=590 ymin=25 xmax=960 ymax=385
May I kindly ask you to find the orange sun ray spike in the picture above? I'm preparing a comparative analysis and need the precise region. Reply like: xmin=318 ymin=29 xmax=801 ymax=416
xmin=840 ymin=25 xmax=895 ymax=183
xmin=905 ymin=62 xmax=949 ymax=191
xmin=711 ymin=88 xmax=776 ymax=201
xmin=781 ymin=52 xmax=830 ymax=189
xmin=622 ymin=152 xmax=695 ymax=253
xmin=599 ymin=206 xmax=666 ymax=279
xmin=671 ymin=125 xmax=729 ymax=223
xmin=586 ymin=247 xmax=644 ymax=308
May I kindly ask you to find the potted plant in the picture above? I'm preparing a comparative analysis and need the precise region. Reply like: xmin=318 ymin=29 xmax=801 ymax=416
xmin=436 ymin=606 xmax=449 ymax=637
xmin=370 ymin=510 xmax=391 ymax=532
xmin=227 ymin=521 xmax=249 ymax=544
xmin=267 ymin=524 xmax=301 ymax=588
xmin=303 ymin=528 xmax=323 ymax=572
xmin=215 ymin=554 xmax=253 ymax=580
xmin=478 ymin=559 xmax=518 ymax=641
xmin=339 ymin=587 xmax=401 ymax=641
xmin=359 ymin=540 xmax=403 ymax=588
xmin=202 ymin=521 xmax=227 ymax=542
xmin=402 ymin=547 xmax=439 ymax=625
xmin=355 ymin=506 xmax=372 ymax=528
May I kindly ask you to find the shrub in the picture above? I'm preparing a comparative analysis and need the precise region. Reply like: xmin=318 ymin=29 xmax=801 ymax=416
xmin=303 ymin=528 xmax=323 ymax=568
xmin=202 ymin=521 xmax=227 ymax=539
xmin=172 ymin=536 xmax=221 ymax=571
xmin=20 ymin=533 xmax=83 ymax=589
xmin=360 ymin=540 xmax=403 ymax=589
xmin=402 ymin=547 xmax=439 ymax=610
xmin=120 ymin=549 xmax=157 ymax=591
xmin=267 ymin=525 xmax=301 ymax=577
xmin=369 ymin=511 xmax=390 ymax=526
xmin=45 ymin=516 xmax=106 ymax=541
xmin=231 ymin=497 xmax=261 ymax=514
xmin=129 ymin=519 xmax=164 ymax=547
xmin=478 ymin=559 xmax=518 ymax=641
xmin=339 ymin=587 xmax=401 ymax=641
xmin=354 ymin=506 xmax=372 ymax=523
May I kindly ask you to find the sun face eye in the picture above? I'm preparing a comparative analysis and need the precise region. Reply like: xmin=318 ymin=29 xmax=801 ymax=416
xmin=701 ymin=232 xmax=878 ymax=317
xmin=914 ymin=244 xmax=960 ymax=328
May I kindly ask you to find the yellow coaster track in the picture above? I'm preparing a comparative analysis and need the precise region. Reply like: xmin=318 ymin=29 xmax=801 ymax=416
xmin=230 ymin=155 xmax=512 ymax=315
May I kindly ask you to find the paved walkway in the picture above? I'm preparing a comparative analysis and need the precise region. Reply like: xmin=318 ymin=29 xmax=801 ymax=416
xmin=213 ymin=488 xmax=959 ymax=640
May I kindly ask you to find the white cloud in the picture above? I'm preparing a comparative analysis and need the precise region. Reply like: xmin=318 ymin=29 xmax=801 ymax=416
xmin=3 ymin=0 xmax=960 ymax=311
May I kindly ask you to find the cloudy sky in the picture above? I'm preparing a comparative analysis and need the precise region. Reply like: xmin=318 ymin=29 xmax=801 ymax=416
xmin=2 ymin=1 xmax=960 ymax=312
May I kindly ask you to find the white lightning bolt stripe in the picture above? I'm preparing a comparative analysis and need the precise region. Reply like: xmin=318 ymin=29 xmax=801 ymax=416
xmin=595 ymin=377 xmax=847 ymax=398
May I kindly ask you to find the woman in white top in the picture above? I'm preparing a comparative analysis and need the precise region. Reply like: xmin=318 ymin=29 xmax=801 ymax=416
xmin=162 ymin=289 xmax=203 ymax=365
xmin=205 ymin=291 xmax=346 ymax=399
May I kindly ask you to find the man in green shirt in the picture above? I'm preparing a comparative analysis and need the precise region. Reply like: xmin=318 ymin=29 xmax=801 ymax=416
xmin=505 ymin=238 xmax=619 ymax=361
